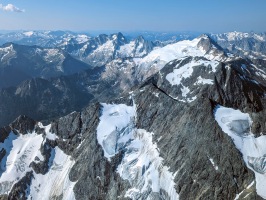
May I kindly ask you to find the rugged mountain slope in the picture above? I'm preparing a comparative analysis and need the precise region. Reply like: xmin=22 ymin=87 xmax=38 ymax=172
xmin=1 ymin=32 xmax=266 ymax=199
xmin=94 ymin=34 xmax=229 ymax=91
xmin=0 ymin=43 xmax=90 ymax=88
xmin=1 ymin=51 xmax=266 ymax=199
xmin=0 ymin=35 xmax=228 ymax=128
xmin=0 ymin=66 xmax=113 ymax=127
xmin=62 ymin=33 xmax=227 ymax=78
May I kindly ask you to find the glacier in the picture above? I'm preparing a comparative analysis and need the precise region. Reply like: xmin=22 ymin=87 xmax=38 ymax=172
xmin=0 ymin=124 xmax=76 ymax=200
xmin=96 ymin=102 xmax=179 ymax=199
xmin=215 ymin=105 xmax=266 ymax=199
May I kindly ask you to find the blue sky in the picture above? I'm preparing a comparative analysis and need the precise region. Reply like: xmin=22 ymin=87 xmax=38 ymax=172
xmin=0 ymin=0 xmax=265 ymax=33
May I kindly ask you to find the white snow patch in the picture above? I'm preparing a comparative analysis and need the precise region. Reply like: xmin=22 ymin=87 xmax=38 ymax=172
xmin=135 ymin=37 xmax=205 ymax=72
xmin=38 ymin=123 xmax=58 ymax=141
xmin=215 ymin=106 xmax=266 ymax=199
xmin=166 ymin=58 xmax=218 ymax=86
xmin=118 ymin=129 xmax=179 ymax=200
xmin=152 ymin=92 xmax=159 ymax=98
xmin=96 ymin=103 xmax=179 ymax=199
xmin=134 ymin=35 xmax=223 ymax=76
xmin=76 ymin=34 xmax=89 ymax=44
xmin=225 ymin=32 xmax=249 ymax=41
xmin=195 ymin=76 xmax=214 ymax=85
xmin=0 ymin=132 xmax=44 ymax=194
xmin=28 ymin=147 xmax=76 ymax=200
xmin=187 ymin=96 xmax=197 ymax=103
xmin=0 ymin=44 xmax=16 ymax=62
xmin=23 ymin=31 xmax=34 ymax=37
xmin=118 ymin=41 xmax=135 ymax=57
xmin=112 ymin=35 xmax=117 ymax=40
xmin=96 ymin=103 xmax=135 ymax=160
xmin=93 ymin=40 xmax=114 ymax=55
xmin=0 ymin=124 xmax=76 ymax=199
xmin=234 ymin=181 xmax=255 ymax=200
xmin=181 ymin=85 xmax=190 ymax=97
xmin=118 ymin=40 xmax=147 ymax=58
xmin=209 ymin=158 xmax=219 ymax=171
xmin=254 ymin=34 xmax=265 ymax=42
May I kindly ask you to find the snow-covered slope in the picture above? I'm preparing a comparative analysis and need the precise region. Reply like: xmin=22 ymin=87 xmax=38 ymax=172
xmin=60 ymin=32 xmax=156 ymax=67
xmin=132 ymin=35 xmax=227 ymax=81
xmin=117 ymin=35 xmax=154 ymax=58
xmin=0 ymin=121 xmax=76 ymax=199
xmin=215 ymin=106 xmax=266 ymax=199
xmin=97 ymin=35 xmax=229 ymax=93
xmin=97 ymin=102 xmax=179 ymax=199
xmin=163 ymin=57 xmax=219 ymax=102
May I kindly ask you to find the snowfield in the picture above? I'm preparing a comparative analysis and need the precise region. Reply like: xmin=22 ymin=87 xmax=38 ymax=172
xmin=166 ymin=58 xmax=219 ymax=86
xmin=96 ymin=102 xmax=179 ymax=199
xmin=0 ymin=124 xmax=76 ymax=200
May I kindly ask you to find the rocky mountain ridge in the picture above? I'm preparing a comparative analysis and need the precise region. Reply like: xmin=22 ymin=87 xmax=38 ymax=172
xmin=0 ymin=31 xmax=266 ymax=199
xmin=1 ymin=50 xmax=266 ymax=199
xmin=0 ymin=35 xmax=228 ymax=127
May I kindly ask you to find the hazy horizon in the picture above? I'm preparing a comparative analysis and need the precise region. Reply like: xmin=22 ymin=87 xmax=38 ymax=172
xmin=0 ymin=30 xmax=265 ymax=36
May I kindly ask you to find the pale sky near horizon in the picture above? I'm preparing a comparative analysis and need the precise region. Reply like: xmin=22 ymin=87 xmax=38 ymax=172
xmin=0 ymin=0 xmax=265 ymax=33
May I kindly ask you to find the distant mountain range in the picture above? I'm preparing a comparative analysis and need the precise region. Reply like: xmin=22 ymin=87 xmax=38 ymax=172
xmin=1 ymin=30 xmax=266 ymax=199
xmin=210 ymin=32 xmax=266 ymax=60
xmin=0 ymin=43 xmax=90 ymax=88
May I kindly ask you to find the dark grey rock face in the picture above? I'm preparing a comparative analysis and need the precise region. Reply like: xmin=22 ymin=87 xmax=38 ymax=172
xmin=132 ymin=83 xmax=256 ymax=199
xmin=0 ymin=77 xmax=93 ymax=128
xmin=9 ymin=115 xmax=36 ymax=135
xmin=30 ymin=141 xmax=54 ymax=175
xmin=197 ymin=35 xmax=226 ymax=58
xmin=48 ymin=103 xmax=131 ymax=200
xmin=1 ymin=56 xmax=266 ymax=199
xmin=8 ymin=171 xmax=33 ymax=200
xmin=0 ymin=127 xmax=11 ymax=143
